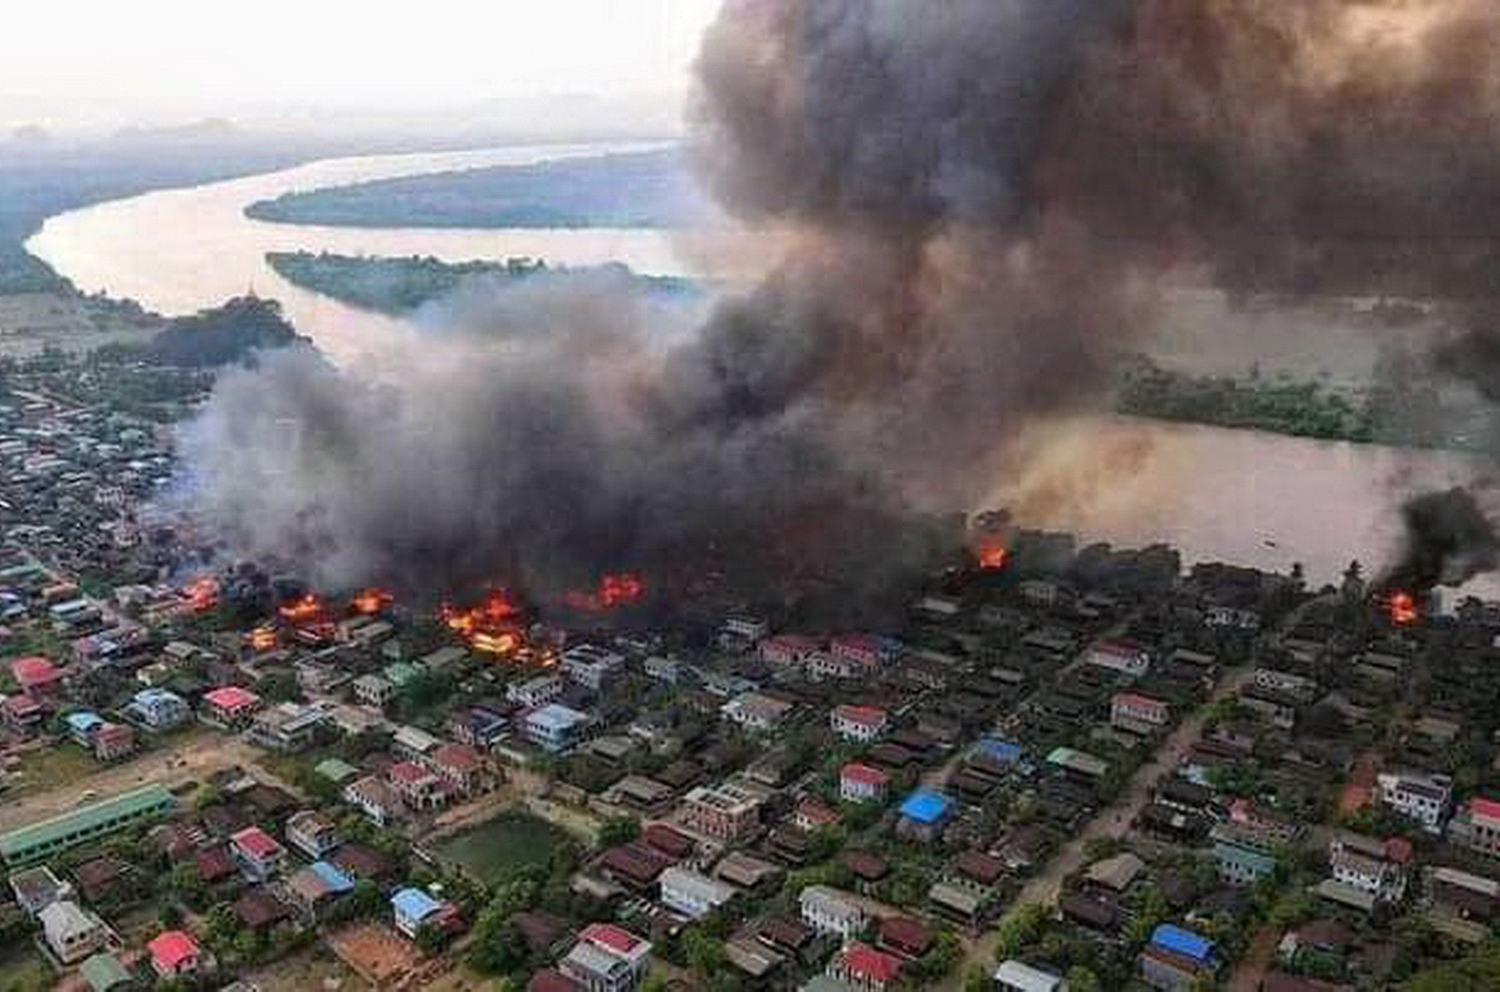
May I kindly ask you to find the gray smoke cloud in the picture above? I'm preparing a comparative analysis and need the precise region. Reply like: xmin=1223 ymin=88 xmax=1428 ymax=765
xmin=178 ymin=0 xmax=1500 ymax=606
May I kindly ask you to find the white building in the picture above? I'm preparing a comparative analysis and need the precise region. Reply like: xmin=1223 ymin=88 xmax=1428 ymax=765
xmin=562 ymin=643 xmax=626 ymax=690
xmin=352 ymin=674 xmax=396 ymax=708
xmin=1328 ymin=832 xmax=1410 ymax=903
xmin=830 ymin=704 xmax=888 ymax=742
xmin=1083 ymin=640 xmax=1150 ymax=678
xmin=523 ymin=703 xmax=593 ymax=753
xmin=658 ymin=866 xmax=736 ymax=920
xmin=1377 ymin=770 xmax=1452 ymax=833
xmin=508 ymin=674 xmax=564 ymax=709
xmin=799 ymin=885 xmax=865 ymax=939
xmin=721 ymin=692 xmax=793 ymax=733
xmin=39 ymin=901 xmax=109 ymax=964
xmin=127 ymin=688 xmax=190 ymax=730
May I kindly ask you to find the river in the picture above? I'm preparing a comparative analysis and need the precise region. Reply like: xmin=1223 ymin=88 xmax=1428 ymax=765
xmin=25 ymin=143 xmax=1498 ymax=598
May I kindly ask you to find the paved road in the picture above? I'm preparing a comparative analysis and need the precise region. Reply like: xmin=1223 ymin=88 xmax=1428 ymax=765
xmin=937 ymin=662 xmax=1253 ymax=989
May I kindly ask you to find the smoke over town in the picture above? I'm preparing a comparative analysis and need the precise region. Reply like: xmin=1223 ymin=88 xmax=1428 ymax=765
xmin=178 ymin=0 xmax=1500 ymax=606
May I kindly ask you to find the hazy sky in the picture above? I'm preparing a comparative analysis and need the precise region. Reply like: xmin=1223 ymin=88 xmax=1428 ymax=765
xmin=0 ymin=0 xmax=723 ymax=133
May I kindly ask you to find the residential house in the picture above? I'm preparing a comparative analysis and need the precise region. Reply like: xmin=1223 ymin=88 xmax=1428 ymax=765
xmin=447 ymin=706 xmax=507 ymax=749
xmin=391 ymin=887 xmax=458 ymax=939
xmin=1377 ymin=770 xmax=1452 ymax=832
xmin=831 ymin=704 xmax=888 ymax=743
xmin=524 ymin=703 xmax=593 ymax=753
xmin=429 ymin=742 xmax=488 ymax=796
xmin=1449 ymin=797 xmax=1500 ymax=857
xmin=147 ymin=930 xmax=201 ymax=979
xmin=247 ymin=702 xmax=331 ymax=753
xmin=508 ymin=674 xmax=564 ymax=709
xmin=1212 ymin=822 xmax=1280 ymax=886
xmin=352 ymin=674 xmax=395 ymax=708
xmin=388 ymin=761 xmax=451 ymax=811
xmin=828 ymin=941 xmax=904 ymax=990
xmin=721 ymin=692 xmax=793 ymax=733
xmin=78 ymin=952 xmax=132 ymax=992
xmin=1139 ymin=924 xmax=1219 ymax=991
xmin=40 ymin=900 xmax=109 ymax=964
xmin=560 ymin=922 xmax=652 ymax=992
xmin=2 ymin=694 xmax=46 ymax=735
xmin=994 ymin=960 xmax=1068 ymax=992
xmin=562 ymin=643 xmax=626 ymax=690
xmin=11 ymin=656 xmax=62 ymax=699
xmin=841 ymin=763 xmax=891 ymax=804
xmin=344 ymin=776 xmax=404 ymax=827
xmin=1328 ymin=832 xmax=1411 ymax=903
xmin=229 ymin=827 xmax=285 ymax=883
xmin=896 ymin=791 xmax=954 ymax=842
xmin=201 ymin=686 xmax=261 ymax=727
xmin=285 ymin=861 xmax=355 ymax=919
xmin=795 ymin=797 xmax=840 ymax=833
xmin=658 ymin=866 xmax=736 ymax=920
xmin=127 ymin=688 xmax=189 ymax=730
xmin=758 ymin=634 xmax=820 ymax=671
xmin=680 ymin=782 xmax=763 ymax=842
xmin=1083 ymin=640 xmax=1150 ymax=679
xmin=1111 ymin=692 xmax=1170 ymax=735
xmin=800 ymin=885 xmax=865 ymax=938
xmin=284 ymin=811 xmax=340 ymax=860
xmin=9 ymin=865 xmax=70 ymax=915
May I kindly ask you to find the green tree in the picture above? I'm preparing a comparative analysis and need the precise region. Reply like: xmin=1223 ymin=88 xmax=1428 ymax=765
xmin=596 ymin=816 xmax=640 ymax=848
xmin=993 ymin=903 xmax=1047 ymax=959
xmin=1065 ymin=966 xmax=1102 ymax=992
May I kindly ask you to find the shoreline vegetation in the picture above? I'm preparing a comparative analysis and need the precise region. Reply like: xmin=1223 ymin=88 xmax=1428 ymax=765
xmin=245 ymin=148 xmax=710 ymax=230
xmin=265 ymin=250 xmax=699 ymax=316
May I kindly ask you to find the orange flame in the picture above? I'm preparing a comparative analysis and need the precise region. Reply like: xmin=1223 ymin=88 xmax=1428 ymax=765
xmin=278 ymin=591 xmax=326 ymax=624
xmin=441 ymin=588 xmax=525 ymax=655
xmin=978 ymin=545 xmax=1009 ymax=571
xmin=247 ymin=626 xmax=278 ymax=652
xmin=351 ymin=587 xmax=394 ymax=615
xmin=1387 ymin=591 xmax=1419 ymax=626
xmin=565 ymin=572 xmax=645 ymax=611
xmin=182 ymin=576 xmax=219 ymax=612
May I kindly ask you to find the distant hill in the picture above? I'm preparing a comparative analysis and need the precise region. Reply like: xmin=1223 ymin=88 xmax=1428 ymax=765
xmin=245 ymin=148 xmax=713 ymax=230
xmin=266 ymin=251 xmax=699 ymax=316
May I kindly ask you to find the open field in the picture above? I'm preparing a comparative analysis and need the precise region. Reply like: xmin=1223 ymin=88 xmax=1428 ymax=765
xmin=0 ymin=728 xmax=296 ymax=834
xmin=0 ymin=942 xmax=52 ymax=992
xmin=431 ymin=808 xmax=572 ymax=885
xmin=243 ymin=943 xmax=370 ymax=992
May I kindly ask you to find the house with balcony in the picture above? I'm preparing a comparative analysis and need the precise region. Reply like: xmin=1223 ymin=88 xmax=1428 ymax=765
xmin=523 ymin=703 xmax=593 ymax=753
xmin=201 ymin=686 xmax=261 ymax=728
xmin=1377 ymin=770 xmax=1452 ymax=833
xmin=344 ymin=776 xmax=404 ymax=827
xmin=800 ymin=885 xmax=865 ymax=939
xmin=679 ymin=782 xmax=764 ymax=842
xmin=127 ymin=688 xmax=190 ymax=730
xmin=831 ymin=704 xmax=889 ymax=743
xmin=285 ymin=811 xmax=340 ymax=860
xmin=1111 ymin=692 xmax=1170 ymax=735
xmin=1450 ymin=796 xmax=1500 ymax=857
xmin=229 ymin=827 xmax=285 ymax=883
xmin=560 ymin=923 xmax=652 ymax=992
xmin=841 ymin=763 xmax=891 ymax=804
xmin=388 ymin=761 xmax=451 ymax=811
xmin=658 ymin=866 xmax=736 ymax=920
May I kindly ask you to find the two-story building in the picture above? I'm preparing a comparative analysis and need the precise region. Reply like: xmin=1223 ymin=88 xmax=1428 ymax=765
xmin=1377 ymin=770 xmax=1452 ymax=833
xmin=830 ymin=704 xmax=889 ymax=743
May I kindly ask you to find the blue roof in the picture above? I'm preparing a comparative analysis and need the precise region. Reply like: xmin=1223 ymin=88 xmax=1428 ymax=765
xmin=133 ymin=688 xmax=183 ymax=705
xmin=977 ymin=737 xmax=1022 ymax=763
xmin=310 ymin=860 xmax=354 ymax=893
xmin=1151 ymin=924 xmax=1214 ymax=963
xmin=898 ymin=790 xmax=953 ymax=825
xmin=66 ymin=711 xmax=103 ymax=733
xmin=392 ymin=887 xmax=442 ymax=921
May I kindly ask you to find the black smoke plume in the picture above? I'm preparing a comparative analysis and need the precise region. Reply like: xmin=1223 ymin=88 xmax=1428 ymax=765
xmin=1379 ymin=488 xmax=1500 ymax=593
xmin=178 ymin=0 xmax=1500 ymax=606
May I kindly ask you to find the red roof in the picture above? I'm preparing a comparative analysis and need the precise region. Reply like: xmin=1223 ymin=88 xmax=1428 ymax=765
xmin=230 ymin=826 xmax=282 ymax=860
xmin=388 ymin=760 xmax=437 ymax=786
xmin=832 ymin=633 xmax=884 ymax=655
xmin=842 ymin=762 xmax=890 ymax=787
xmin=431 ymin=742 xmax=483 ymax=773
xmin=2 ymin=695 xmax=43 ymax=716
xmin=529 ymin=970 xmax=582 ymax=992
xmin=1114 ymin=692 xmax=1166 ymax=711
xmin=148 ymin=930 xmax=199 ymax=970
xmin=834 ymin=704 xmax=887 ymax=727
xmin=1472 ymin=797 xmax=1500 ymax=825
xmin=204 ymin=686 xmax=259 ymax=710
xmin=580 ymin=922 xmax=643 ymax=955
xmin=761 ymin=634 xmax=819 ymax=654
xmin=1384 ymin=836 xmax=1414 ymax=865
xmin=842 ymin=941 xmax=903 ymax=982
xmin=10 ymin=656 xmax=59 ymax=688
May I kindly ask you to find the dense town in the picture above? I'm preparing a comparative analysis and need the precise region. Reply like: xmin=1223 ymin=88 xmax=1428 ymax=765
xmin=2 ymin=346 xmax=1500 ymax=992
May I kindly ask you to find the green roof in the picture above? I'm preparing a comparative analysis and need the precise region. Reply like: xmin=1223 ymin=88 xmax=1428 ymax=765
xmin=383 ymin=661 xmax=421 ymax=686
xmin=80 ymin=952 xmax=131 ymax=992
xmin=315 ymin=757 xmax=360 ymax=783
xmin=0 ymin=783 xmax=174 ymax=862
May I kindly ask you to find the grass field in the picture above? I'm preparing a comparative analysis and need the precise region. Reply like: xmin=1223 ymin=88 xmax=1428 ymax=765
xmin=431 ymin=809 xmax=571 ymax=886
xmin=0 ymin=942 xmax=52 ymax=992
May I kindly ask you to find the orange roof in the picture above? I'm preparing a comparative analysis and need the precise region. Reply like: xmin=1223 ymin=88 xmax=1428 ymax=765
xmin=203 ymin=686 xmax=259 ymax=709
xmin=148 ymin=929 xmax=198 ymax=970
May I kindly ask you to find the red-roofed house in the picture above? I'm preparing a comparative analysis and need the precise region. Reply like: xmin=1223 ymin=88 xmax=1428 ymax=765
xmin=829 ymin=941 xmax=904 ymax=989
xmin=841 ymin=763 xmax=890 ymax=804
xmin=830 ymin=634 xmax=889 ymax=667
xmin=1452 ymin=797 xmax=1500 ymax=857
xmin=831 ymin=704 xmax=889 ymax=743
xmin=794 ymin=797 xmax=840 ymax=832
xmin=2 ymin=694 xmax=46 ymax=734
xmin=11 ymin=656 xmax=62 ymax=699
xmin=1111 ymin=692 xmax=1170 ymax=734
xmin=529 ymin=970 xmax=582 ymax=992
xmin=758 ymin=634 xmax=820 ymax=671
xmin=387 ymin=760 xmax=451 ymax=810
xmin=1086 ymin=639 xmax=1150 ymax=678
xmin=561 ymin=923 xmax=652 ymax=991
xmin=202 ymin=686 xmax=261 ymax=726
xmin=148 ymin=929 xmax=202 ymax=978
xmin=428 ymin=742 xmax=487 ymax=796
xmin=92 ymin=723 xmax=135 ymax=761
xmin=230 ymin=827 xmax=285 ymax=882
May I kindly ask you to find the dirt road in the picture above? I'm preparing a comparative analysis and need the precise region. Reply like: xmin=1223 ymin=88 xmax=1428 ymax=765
xmin=0 ymin=727 xmax=296 ymax=833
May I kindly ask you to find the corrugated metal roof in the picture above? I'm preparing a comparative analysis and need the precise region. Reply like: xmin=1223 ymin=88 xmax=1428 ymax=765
xmin=0 ymin=784 xmax=174 ymax=862
xmin=1151 ymin=923 xmax=1214 ymax=963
